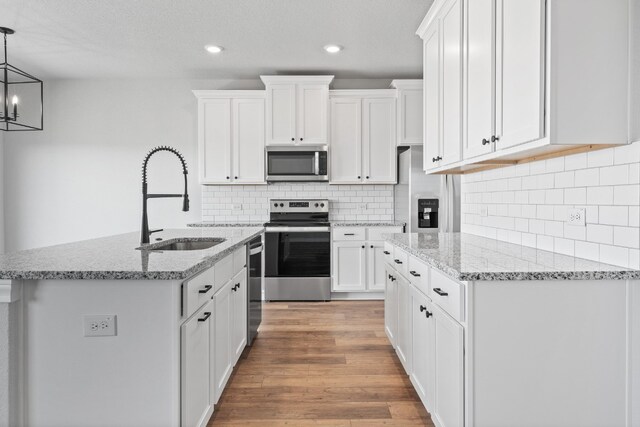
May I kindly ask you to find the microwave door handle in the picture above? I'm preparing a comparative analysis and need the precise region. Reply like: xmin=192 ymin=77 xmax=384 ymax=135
xmin=314 ymin=152 xmax=320 ymax=175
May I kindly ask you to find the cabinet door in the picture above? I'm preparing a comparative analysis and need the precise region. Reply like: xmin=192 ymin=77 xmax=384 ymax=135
xmin=433 ymin=306 xmax=464 ymax=427
xmin=384 ymin=266 xmax=398 ymax=347
xmin=363 ymin=98 xmax=397 ymax=183
xmin=398 ymin=89 xmax=423 ymax=145
xmin=410 ymin=285 xmax=436 ymax=411
xmin=297 ymin=84 xmax=328 ymax=144
xmin=330 ymin=98 xmax=362 ymax=184
xmin=213 ymin=281 xmax=232 ymax=403
xmin=232 ymin=98 xmax=265 ymax=184
xmin=423 ymin=24 xmax=441 ymax=171
xmin=396 ymin=275 xmax=412 ymax=373
xmin=231 ymin=269 xmax=248 ymax=364
xmin=464 ymin=0 xmax=495 ymax=159
xmin=495 ymin=0 xmax=545 ymax=149
xmin=332 ymin=241 xmax=366 ymax=291
xmin=199 ymin=98 xmax=231 ymax=183
xmin=266 ymin=84 xmax=296 ymax=145
xmin=439 ymin=0 xmax=463 ymax=166
xmin=367 ymin=242 xmax=386 ymax=291
xmin=182 ymin=300 xmax=213 ymax=427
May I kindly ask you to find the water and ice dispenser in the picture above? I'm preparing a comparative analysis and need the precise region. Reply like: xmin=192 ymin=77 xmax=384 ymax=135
xmin=418 ymin=199 xmax=439 ymax=229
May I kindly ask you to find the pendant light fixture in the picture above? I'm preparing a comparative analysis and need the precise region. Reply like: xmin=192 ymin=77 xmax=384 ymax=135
xmin=0 ymin=27 xmax=43 ymax=131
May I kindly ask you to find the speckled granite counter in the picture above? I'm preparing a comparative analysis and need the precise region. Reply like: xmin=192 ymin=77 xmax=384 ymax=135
xmin=0 ymin=227 xmax=264 ymax=280
xmin=187 ymin=222 xmax=264 ymax=227
xmin=386 ymin=232 xmax=640 ymax=281
xmin=331 ymin=221 xmax=405 ymax=227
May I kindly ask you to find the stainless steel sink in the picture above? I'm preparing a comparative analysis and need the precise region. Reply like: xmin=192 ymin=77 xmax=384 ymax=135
xmin=147 ymin=238 xmax=226 ymax=251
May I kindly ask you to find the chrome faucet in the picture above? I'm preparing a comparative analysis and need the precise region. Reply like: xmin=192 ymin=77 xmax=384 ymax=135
xmin=140 ymin=146 xmax=189 ymax=245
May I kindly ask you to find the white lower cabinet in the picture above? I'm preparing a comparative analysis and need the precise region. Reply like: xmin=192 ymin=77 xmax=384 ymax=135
xmin=367 ymin=241 xmax=386 ymax=291
xmin=181 ymin=300 xmax=214 ymax=427
xmin=332 ymin=241 xmax=367 ymax=291
xmin=395 ymin=274 xmax=412 ymax=372
xmin=231 ymin=268 xmax=248 ymax=363
xmin=213 ymin=279 xmax=232 ymax=404
xmin=384 ymin=265 xmax=398 ymax=347
xmin=433 ymin=304 xmax=464 ymax=427
xmin=410 ymin=285 xmax=436 ymax=410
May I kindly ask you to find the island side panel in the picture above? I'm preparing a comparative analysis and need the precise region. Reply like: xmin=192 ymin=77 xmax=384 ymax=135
xmin=23 ymin=279 xmax=182 ymax=427
xmin=631 ymin=280 xmax=640 ymax=427
xmin=469 ymin=279 xmax=628 ymax=427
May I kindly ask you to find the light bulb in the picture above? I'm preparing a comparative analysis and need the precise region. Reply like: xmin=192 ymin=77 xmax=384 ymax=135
xmin=12 ymin=95 xmax=18 ymax=105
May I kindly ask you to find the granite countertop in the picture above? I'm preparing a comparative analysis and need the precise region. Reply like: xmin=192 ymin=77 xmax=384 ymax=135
xmin=385 ymin=232 xmax=640 ymax=281
xmin=331 ymin=221 xmax=406 ymax=227
xmin=188 ymin=222 xmax=264 ymax=227
xmin=0 ymin=227 xmax=264 ymax=281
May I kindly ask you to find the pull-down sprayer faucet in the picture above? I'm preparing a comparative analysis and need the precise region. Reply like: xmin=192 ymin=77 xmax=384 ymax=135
xmin=140 ymin=146 xmax=189 ymax=245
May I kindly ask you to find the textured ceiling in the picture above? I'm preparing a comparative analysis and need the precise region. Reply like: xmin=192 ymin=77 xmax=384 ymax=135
xmin=0 ymin=0 xmax=433 ymax=80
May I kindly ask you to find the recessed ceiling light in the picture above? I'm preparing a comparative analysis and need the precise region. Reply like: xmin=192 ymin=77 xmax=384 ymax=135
xmin=324 ymin=44 xmax=342 ymax=54
xmin=205 ymin=45 xmax=223 ymax=54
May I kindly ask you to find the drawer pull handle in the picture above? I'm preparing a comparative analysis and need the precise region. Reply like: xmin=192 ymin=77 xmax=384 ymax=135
xmin=344 ymin=233 xmax=355 ymax=236
xmin=232 ymin=283 xmax=240 ymax=291
xmin=199 ymin=285 xmax=213 ymax=294
xmin=482 ymin=138 xmax=490 ymax=145
xmin=409 ymin=271 xmax=420 ymax=277
xmin=383 ymin=251 xmax=390 ymax=255
xmin=394 ymin=259 xmax=403 ymax=264
xmin=198 ymin=312 xmax=212 ymax=322
xmin=425 ymin=310 xmax=433 ymax=318
xmin=419 ymin=305 xmax=426 ymax=312
xmin=433 ymin=287 xmax=448 ymax=296
xmin=390 ymin=276 xmax=396 ymax=282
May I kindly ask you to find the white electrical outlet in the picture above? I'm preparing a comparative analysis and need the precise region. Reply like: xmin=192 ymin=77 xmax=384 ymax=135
xmin=358 ymin=203 xmax=368 ymax=211
xmin=231 ymin=203 xmax=243 ymax=212
xmin=84 ymin=315 xmax=117 ymax=337
xmin=567 ymin=208 xmax=586 ymax=226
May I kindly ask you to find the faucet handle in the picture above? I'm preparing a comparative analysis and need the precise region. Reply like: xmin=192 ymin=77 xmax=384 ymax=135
xmin=149 ymin=228 xmax=164 ymax=235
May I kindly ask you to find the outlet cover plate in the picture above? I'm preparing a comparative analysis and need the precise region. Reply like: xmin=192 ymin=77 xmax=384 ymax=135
xmin=358 ymin=203 xmax=368 ymax=211
xmin=84 ymin=315 xmax=117 ymax=337
xmin=567 ymin=208 xmax=586 ymax=226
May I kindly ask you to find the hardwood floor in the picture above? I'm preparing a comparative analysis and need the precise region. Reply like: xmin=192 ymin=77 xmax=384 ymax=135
xmin=208 ymin=301 xmax=434 ymax=426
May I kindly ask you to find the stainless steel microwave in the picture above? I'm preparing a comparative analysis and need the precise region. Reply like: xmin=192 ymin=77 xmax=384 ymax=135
xmin=265 ymin=146 xmax=328 ymax=182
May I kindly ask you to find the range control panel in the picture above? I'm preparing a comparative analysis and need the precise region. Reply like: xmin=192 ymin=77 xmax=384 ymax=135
xmin=270 ymin=199 xmax=329 ymax=213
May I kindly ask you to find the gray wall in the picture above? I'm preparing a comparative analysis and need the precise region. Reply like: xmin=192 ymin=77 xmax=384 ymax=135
xmin=632 ymin=0 xmax=640 ymax=142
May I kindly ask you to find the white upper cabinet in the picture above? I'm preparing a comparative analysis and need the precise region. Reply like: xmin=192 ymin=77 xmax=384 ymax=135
xmin=261 ymin=76 xmax=333 ymax=146
xmin=391 ymin=80 xmax=424 ymax=145
xmin=420 ymin=0 xmax=463 ymax=171
xmin=329 ymin=91 xmax=397 ymax=184
xmin=194 ymin=91 xmax=265 ymax=185
xmin=417 ymin=0 xmax=631 ymax=174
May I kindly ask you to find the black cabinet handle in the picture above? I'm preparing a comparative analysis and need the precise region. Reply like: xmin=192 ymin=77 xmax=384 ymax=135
xmin=419 ymin=305 xmax=426 ymax=312
xmin=482 ymin=138 xmax=490 ymax=145
xmin=226 ymin=176 xmax=230 ymax=179
xmin=234 ymin=176 xmax=238 ymax=179
xmin=366 ymin=176 xmax=369 ymax=179
xmin=388 ymin=274 xmax=393 ymax=279
xmin=383 ymin=251 xmax=390 ymax=255
xmin=199 ymin=285 xmax=213 ymax=294
xmin=300 ymin=138 xmax=304 ymax=141
xmin=357 ymin=176 xmax=361 ymax=179
xmin=232 ymin=283 xmax=240 ymax=292
xmin=291 ymin=137 xmax=295 ymax=141
xmin=437 ymin=156 xmax=442 ymax=161
xmin=394 ymin=259 xmax=403 ymax=264
xmin=409 ymin=271 xmax=420 ymax=277
xmin=433 ymin=287 xmax=448 ymax=296
xmin=198 ymin=312 xmax=212 ymax=322
xmin=491 ymin=135 xmax=500 ymax=142
xmin=425 ymin=310 xmax=433 ymax=318
xmin=370 ymin=245 xmax=373 ymax=248
xmin=344 ymin=233 xmax=355 ymax=236
xmin=432 ymin=157 xmax=437 ymax=163
xmin=361 ymin=245 xmax=365 ymax=249
xmin=390 ymin=276 xmax=396 ymax=282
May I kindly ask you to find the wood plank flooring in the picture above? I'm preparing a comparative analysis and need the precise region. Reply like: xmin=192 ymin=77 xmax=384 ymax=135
xmin=208 ymin=301 xmax=434 ymax=426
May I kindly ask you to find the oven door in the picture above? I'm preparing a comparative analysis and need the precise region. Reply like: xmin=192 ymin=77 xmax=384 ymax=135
xmin=264 ymin=227 xmax=331 ymax=277
xmin=266 ymin=147 xmax=328 ymax=182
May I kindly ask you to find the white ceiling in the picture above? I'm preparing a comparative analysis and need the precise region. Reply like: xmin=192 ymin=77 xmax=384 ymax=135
xmin=0 ymin=0 xmax=433 ymax=80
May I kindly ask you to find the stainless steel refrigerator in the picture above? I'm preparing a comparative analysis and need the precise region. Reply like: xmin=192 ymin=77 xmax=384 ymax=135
xmin=394 ymin=146 xmax=461 ymax=233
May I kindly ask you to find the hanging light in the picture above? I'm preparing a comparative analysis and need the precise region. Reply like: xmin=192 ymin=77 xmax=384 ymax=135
xmin=0 ymin=27 xmax=43 ymax=131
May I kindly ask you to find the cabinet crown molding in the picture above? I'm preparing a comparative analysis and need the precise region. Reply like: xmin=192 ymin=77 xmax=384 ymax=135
xmin=415 ymin=0 xmax=447 ymax=38
xmin=390 ymin=80 xmax=423 ymax=90
xmin=329 ymin=89 xmax=397 ymax=98
xmin=192 ymin=90 xmax=265 ymax=99
xmin=260 ymin=75 xmax=335 ymax=86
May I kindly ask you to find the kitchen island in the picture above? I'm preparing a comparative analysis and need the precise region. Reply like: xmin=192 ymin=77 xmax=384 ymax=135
xmin=383 ymin=232 xmax=640 ymax=427
xmin=0 ymin=227 xmax=263 ymax=427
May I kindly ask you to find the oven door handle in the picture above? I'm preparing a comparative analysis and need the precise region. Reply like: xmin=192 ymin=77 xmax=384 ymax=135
xmin=265 ymin=226 xmax=330 ymax=233
xmin=249 ymin=243 xmax=263 ymax=255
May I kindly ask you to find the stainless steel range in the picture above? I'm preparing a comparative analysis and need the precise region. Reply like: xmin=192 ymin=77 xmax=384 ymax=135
xmin=264 ymin=199 xmax=331 ymax=301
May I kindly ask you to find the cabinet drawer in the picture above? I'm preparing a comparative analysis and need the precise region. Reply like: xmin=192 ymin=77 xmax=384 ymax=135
xmin=392 ymin=247 xmax=409 ymax=277
xmin=233 ymin=246 xmax=247 ymax=272
xmin=408 ymin=255 xmax=429 ymax=297
xmin=430 ymin=268 xmax=464 ymax=323
xmin=383 ymin=242 xmax=395 ymax=265
xmin=367 ymin=226 xmax=403 ymax=241
xmin=333 ymin=227 xmax=366 ymax=241
xmin=183 ymin=266 xmax=216 ymax=318
xmin=214 ymin=254 xmax=234 ymax=293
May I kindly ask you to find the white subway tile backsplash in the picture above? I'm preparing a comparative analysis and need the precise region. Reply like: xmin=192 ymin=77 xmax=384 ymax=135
xmin=461 ymin=143 xmax=640 ymax=268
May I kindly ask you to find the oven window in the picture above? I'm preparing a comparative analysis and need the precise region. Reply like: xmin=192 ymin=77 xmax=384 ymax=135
xmin=267 ymin=152 xmax=316 ymax=175
xmin=265 ymin=232 xmax=330 ymax=277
